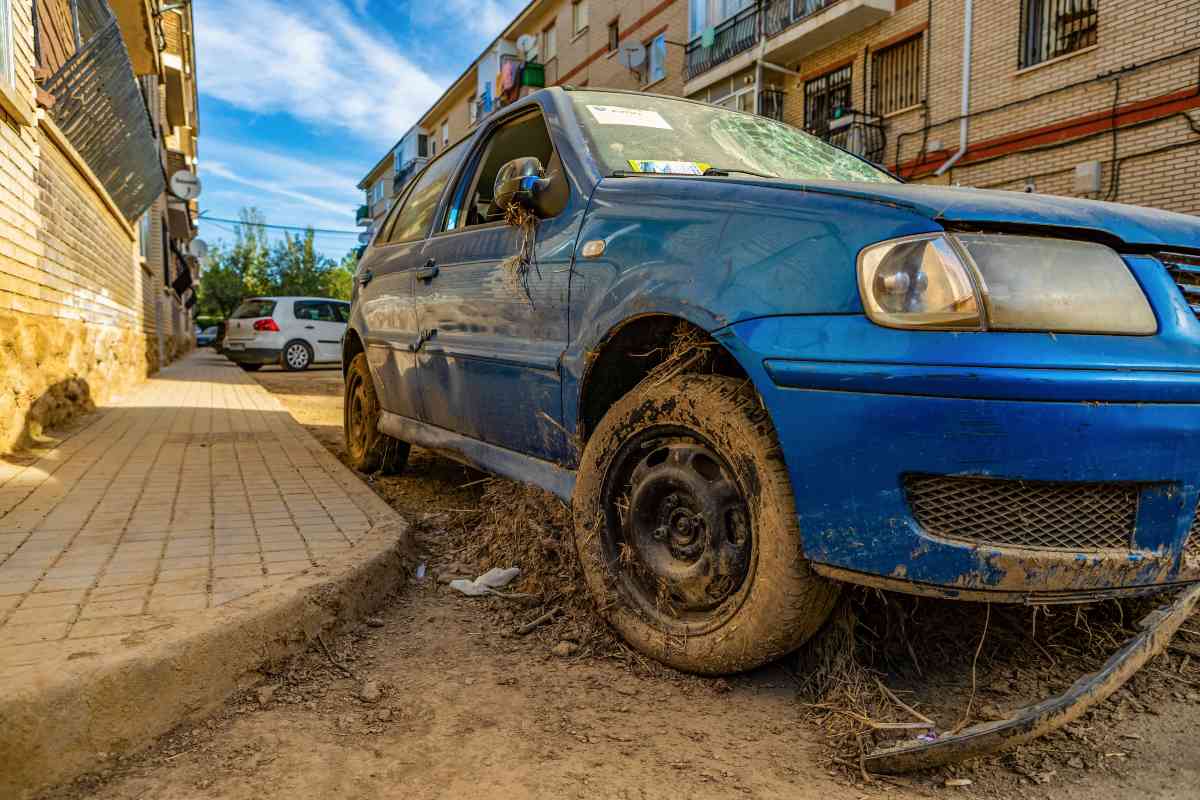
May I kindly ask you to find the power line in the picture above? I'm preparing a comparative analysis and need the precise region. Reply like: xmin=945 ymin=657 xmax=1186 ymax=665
xmin=197 ymin=213 xmax=363 ymax=236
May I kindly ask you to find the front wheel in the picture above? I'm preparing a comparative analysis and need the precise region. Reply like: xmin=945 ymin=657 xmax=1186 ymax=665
xmin=573 ymin=374 xmax=839 ymax=674
xmin=344 ymin=353 xmax=409 ymax=474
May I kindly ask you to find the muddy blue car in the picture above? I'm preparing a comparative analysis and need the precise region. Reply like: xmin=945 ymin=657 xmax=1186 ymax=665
xmin=344 ymin=87 xmax=1200 ymax=674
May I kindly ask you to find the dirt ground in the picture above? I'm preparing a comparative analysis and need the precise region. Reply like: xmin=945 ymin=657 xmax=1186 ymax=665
xmin=44 ymin=359 xmax=1200 ymax=800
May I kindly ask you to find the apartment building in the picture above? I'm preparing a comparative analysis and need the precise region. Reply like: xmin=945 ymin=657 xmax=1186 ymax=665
xmin=683 ymin=0 xmax=1198 ymax=212
xmin=361 ymin=0 xmax=1198 ymax=226
xmin=357 ymin=0 xmax=689 ymax=231
xmin=0 ymin=0 xmax=202 ymax=454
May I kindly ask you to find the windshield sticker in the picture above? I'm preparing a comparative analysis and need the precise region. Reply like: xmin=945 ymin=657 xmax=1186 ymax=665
xmin=587 ymin=105 xmax=673 ymax=129
xmin=626 ymin=160 xmax=711 ymax=175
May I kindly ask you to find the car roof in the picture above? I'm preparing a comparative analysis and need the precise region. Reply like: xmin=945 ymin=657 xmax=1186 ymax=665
xmin=242 ymin=296 xmax=348 ymax=303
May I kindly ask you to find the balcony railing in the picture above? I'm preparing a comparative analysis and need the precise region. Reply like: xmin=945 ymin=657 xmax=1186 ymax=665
xmin=355 ymin=204 xmax=370 ymax=226
xmin=763 ymin=0 xmax=837 ymax=37
xmin=685 ymin=4 xmax=760 ymax=81
xmin=758 ymin=89 xmax=785 ymax=121
xmin=394 ymin=156 xmax=428 ymax=192
xmin=820 ymin=110 xmax=886 ymax=164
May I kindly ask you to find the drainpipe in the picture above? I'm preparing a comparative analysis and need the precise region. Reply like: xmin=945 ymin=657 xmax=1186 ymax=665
xmin=936 ymin=0 xmax=973 ymax=176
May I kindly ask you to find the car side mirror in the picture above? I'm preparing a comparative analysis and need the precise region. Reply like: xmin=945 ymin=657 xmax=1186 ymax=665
xmin=493 ymin=156 xmax=555 ymax=218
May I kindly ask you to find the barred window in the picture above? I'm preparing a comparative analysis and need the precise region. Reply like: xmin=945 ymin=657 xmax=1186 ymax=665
xmin=872 ymin=35 xmax=922 ymax=116
xmin=803 ymin=64 xmax=852 ymax=139
xmin=1020 ymin=0 xmax=1098 ymax=69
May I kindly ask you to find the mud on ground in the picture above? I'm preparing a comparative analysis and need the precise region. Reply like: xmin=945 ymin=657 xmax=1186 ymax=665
xmin=42 ymin=362 xmax=1200 ymax=800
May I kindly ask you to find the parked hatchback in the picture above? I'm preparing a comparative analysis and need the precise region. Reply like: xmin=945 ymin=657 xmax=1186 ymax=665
xmin=343 ymin=87 xmax=1200 ymax=675
xmin=224 ymin=296 xmax=349 ymax=371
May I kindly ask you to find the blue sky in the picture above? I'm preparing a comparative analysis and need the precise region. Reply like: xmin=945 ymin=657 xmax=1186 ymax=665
xmin=193 ymin=0 xmax=526 ymax=259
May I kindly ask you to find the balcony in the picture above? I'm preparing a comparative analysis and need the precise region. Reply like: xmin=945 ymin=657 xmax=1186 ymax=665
xmin=821 ymin=110 xmax=886 ymax=164
xmin=685 ymin=5 xmax=759 ymax=82
xmin=356 ymin=205 xmax=370 ymax=226
xmin=684 ymin=0 xmax=894 ymax=93
xmin=394 ymin=156 xmax=428 ymax=192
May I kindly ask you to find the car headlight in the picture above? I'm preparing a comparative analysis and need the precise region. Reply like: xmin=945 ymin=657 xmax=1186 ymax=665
xmin=857 ymin=233 xmax=1156 ymax=334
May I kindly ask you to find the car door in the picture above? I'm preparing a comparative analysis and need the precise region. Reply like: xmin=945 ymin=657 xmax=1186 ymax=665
xmin=356 ymin=147 xmax=464 ymax=421
xmin=414 ymin=107 xmax=580 ymax=463
xmin=293 ymin=300 xmax=344 ymax=363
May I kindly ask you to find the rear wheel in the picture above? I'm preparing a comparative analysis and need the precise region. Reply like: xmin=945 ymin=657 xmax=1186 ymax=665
xmin=238 ymin=363 xmax=263 ymax=372
xmin=344 ymin=353 xmax=409 ymax=474
xmin=282 ymin=340 xmax=313 ymax=371
xmin=573 ymin=374 xmax=839 ymax=674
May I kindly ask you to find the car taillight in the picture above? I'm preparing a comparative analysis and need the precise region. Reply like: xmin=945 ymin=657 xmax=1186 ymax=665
xmin=253 ymin=318 xmax=279 ymax=332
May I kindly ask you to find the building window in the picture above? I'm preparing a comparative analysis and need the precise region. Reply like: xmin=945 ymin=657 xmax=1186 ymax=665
xmin=804 ymin=64 xmax=853 ymax=139
xmin=0 ymin=0 xmax=12 ymax=95
xmin=520 ymin=34 xmax=539 ymax=62
xmin=572 ymin=0 xmax=588 ymax=35
xmin=543 ymin=23 xmax=557 ymax=60
xmin=417 ymin=133 xmax=429 ymax=158
xmin=468 ymin=95 xmax=477 ymax=124
xmin=607 ymin=19 xmax=619 ymax=51
xmin=643 ymin=33 xmax=667 ymax=85
xmin=139 ymin=212 xmax=153 ymax=260
xmin=690 ymin=0 xmax=754 ymax=38
xmin=441 ymin=120 xmax=449 ymax=146
xmin=872 ymin=34 xmax=922 ymax=116
xmin=1019 ymin=0 xmax=1098 ymax=68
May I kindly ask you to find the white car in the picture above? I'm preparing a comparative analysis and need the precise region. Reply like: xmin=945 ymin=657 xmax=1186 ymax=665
xmin=222 ymin=296 xmax=350 ymax=371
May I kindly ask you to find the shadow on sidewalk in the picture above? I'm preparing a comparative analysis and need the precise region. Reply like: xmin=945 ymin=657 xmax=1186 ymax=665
xmin=3 ymin=377 xmax=95 ymax=465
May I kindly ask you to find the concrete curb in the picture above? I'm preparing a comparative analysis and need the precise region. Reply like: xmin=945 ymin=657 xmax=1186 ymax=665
xmin=0 ymin=519 xmax=414 ymax=799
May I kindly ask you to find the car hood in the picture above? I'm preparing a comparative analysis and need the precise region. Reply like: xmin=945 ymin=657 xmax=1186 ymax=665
xmin=770 ymin=180 xmax=1200 ymax=250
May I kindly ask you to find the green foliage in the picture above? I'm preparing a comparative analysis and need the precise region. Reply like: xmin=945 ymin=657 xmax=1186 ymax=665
xmin=196 ymin=208 xmax=358 ymax=319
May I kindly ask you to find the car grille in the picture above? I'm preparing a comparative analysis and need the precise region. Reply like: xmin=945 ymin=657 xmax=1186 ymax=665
xmin=1161 ymin=251 xmax=1200 ymax=319
xmin=1184 ymin=504 xmax=1200 ymax=561
xmin=904 ymin=475 xmax=1138 ymax=551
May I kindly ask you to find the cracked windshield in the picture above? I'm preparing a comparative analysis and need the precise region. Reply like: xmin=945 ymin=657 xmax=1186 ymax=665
xmin=571 ymin=90 xmax=896 ymax=182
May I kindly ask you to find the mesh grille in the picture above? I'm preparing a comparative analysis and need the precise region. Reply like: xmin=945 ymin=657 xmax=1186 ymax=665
xmin=905 ymin=475 xmax=1138 ymax=550
xmin=1185 ymin=503 xmax=1200 ymax=561
xmin=1161 ymin=252 xmax=1200 ymax=320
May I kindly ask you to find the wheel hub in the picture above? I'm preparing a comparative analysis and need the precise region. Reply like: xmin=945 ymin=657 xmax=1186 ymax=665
xmin=623 ymin=441 xmax=752 ymax=614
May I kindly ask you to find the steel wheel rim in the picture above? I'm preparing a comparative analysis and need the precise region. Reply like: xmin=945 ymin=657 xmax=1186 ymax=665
xmin=347 ymin=371 xmax=369 ymax=459
xmin=599 ymin=425 xmax=755 ymax=634
xmin=286 ymin=343 xmax=308 ymax=368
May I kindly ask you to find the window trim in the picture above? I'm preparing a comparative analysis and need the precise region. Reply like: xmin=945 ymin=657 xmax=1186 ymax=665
xmin=0 ymin=0 xmax=33 ymax=126
xmin=435 ymin=108 xmax=562 ymax=238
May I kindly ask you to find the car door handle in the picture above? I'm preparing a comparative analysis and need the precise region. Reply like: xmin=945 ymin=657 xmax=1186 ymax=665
xmin=358 ymin=269 xmax=374 ymax=286
xmin=416 ymin=260 xmax=439 ymax=281
xmin=304 ymin=325 xmax=315 ymax=330
xmin=408 ymin=328 xmax=437 ymax=352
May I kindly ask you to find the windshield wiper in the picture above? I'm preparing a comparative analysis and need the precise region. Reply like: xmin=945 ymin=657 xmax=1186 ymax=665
xmin=702 ymin=166 xmax=778 ymax=179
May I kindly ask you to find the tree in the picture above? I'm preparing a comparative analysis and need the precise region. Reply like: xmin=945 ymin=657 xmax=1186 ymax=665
xmin=269 ymin=228 xmax=331 ymax=297
xmin=320 ymin=250 xmax=357 ymax=300
xmin=196 ymin=209 xmax=270 ymax=318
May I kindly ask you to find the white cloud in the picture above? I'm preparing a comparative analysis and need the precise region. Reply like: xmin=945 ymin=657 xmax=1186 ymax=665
xmin=409 ymin=0 xmax=528 ymax=41
xmin=195 ymin=0 xmax=444 ymax=146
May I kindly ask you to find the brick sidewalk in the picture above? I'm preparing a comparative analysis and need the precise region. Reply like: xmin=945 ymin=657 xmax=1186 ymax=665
xmin=0 ymin=351 xmax=396 ymax=674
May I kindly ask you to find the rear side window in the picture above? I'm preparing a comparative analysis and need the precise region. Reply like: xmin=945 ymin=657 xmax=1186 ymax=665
xmin=387 ymin=140 xmax=467 ymax=244
xmin=334 ymin=302 xmax=350 ymax=322
xmin=294 ymin=301 xmax=340 ymax=322
xmin=231 ymin=299 xmax=276 ymax=318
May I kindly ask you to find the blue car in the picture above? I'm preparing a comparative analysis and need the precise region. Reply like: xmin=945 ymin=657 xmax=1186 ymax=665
xmin=344 ymin=87 xmax=1200 ymax=674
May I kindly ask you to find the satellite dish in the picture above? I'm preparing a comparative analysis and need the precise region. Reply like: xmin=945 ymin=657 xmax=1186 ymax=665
xmin=187 ymin=238 xmax=209 ymax=260
xmin=516 ymin=33 xmax=537 ymax=53
xmin=618 ymin=40 xmax=646 ymax=70
xmin=169 ymin=170 xmax=202 ymax=200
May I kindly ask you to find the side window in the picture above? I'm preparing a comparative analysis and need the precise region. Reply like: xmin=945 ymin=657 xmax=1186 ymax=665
xmin=334 ymin=303 xmax=351 ymax=323
xmin=387 ymin=140 xmax=466 ymax=244
xmin=444 ymin=112 xmax=561 ymax=231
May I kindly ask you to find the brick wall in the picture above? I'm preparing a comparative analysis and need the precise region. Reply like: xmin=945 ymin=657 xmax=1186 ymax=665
xmin=0 ymin=5 xmax=159 ymax=454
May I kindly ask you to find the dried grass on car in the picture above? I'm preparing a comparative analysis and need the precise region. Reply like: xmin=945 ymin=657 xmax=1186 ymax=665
xmin=501 ymin=203 xmax=540 ymax=303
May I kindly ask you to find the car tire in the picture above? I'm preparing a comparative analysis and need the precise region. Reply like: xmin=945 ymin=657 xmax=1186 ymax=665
xmin=238 ymin=363 xmax=263 ymax=372
xmin=344 ymin=353 xmax=409 ymax=474
xmin=572 ymin=373 xmax=839 ymax=675
xmin=282 ymin=340 xmax=313 ymax=371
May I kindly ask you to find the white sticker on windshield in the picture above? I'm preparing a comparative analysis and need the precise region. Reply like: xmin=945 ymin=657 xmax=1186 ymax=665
xmin=586 ymin=105 xmax=673 ymax=129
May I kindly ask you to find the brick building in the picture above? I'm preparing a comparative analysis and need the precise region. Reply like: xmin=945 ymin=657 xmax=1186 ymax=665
xmin=360 ymin=0 xmax=1198 ymax=225
xmin=0 ymin=0 xmax=202 ymax=454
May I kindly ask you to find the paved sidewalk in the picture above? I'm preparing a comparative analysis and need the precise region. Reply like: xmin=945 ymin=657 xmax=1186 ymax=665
xmin=0 ymin=351 xmax=397 ymax=675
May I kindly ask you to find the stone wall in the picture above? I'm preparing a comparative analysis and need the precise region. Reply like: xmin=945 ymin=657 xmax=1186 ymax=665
xmin=0 ymin=2 xmax=162 ymax=454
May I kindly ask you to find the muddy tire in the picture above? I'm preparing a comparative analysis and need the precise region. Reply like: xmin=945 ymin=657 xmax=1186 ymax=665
xmin=573 ymin=374 xmax=839 ymax=674
xmin=344 ymin=353 xmax=409 ymax=474
xmin=238 ymin=363 xmax=263 ymax=372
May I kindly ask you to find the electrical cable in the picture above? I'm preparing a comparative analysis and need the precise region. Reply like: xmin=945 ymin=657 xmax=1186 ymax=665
xmin=196 ymin=214 xmax=362 ymax=236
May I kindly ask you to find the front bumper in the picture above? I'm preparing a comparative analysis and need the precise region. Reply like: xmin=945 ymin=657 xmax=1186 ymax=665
xmin=721 ymin=310 xmax=1200 ymax=601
